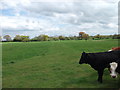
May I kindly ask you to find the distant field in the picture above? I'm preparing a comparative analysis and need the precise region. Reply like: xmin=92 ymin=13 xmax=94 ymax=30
xmin=2 ymin=39 xmax=120 ymax=88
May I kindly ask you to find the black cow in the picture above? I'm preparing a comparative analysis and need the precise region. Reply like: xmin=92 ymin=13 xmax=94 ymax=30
xmin=116 ymin=60 xmax=120 ymax=74
xmin=79 ymin=50 xmax=120 ymax=83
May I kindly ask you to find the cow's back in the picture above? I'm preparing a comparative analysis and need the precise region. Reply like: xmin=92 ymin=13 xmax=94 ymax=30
xmin=88 ymin=50 xmax=120 ymax=70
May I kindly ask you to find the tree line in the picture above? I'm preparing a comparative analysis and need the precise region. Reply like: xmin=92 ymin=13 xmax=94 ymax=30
xmin=0 ymin=32 xmax=120 ymax=42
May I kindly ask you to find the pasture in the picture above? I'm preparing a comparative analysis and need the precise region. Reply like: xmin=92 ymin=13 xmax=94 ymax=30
xmin=2 ymin=39 xmax=120 ymax=88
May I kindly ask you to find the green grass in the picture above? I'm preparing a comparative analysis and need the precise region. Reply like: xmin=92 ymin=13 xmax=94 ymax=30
xmin=2 ymin=39 xmax=120 ymax=88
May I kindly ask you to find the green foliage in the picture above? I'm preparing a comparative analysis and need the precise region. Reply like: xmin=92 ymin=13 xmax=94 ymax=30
xmin=82 ymin=34 xmax=89 ymax=40
xmin=31 ymin=37 xmax=38 ymax=41
xmin=52 ymin=37 xmax=60 ymax=41
xmin=65 ymin=37 xmax=71 ymax=40
xmin=92 ymin=34 xmax=120 ymax=40
xmin=94 ymin=34 xmax=101 ymax=39
xmin=3 ymin=33 xmax=120 ymax=42
xmin=112 ymin=34 xmax=120 ymax=39
xmin=13 ymin=35 xmax=22 ymax=41
xmin=79 ymin=32 xmax=89 ymax=40
xmin=3 ymin=35 xmax=12 ymax=41
xmin=59 ymin=36 xmax=65 ymax=40
xmin=22 ymin=38 xmax=30 ymax=42
xmin=2 ymin=40 xmax=120 ymax=88
xmin=37 ymin=35 xmax=49 ymax=41
xmin=13 ymin=35 xmax=29 ymax=42
xmin=69 ymin=36 xmax=76 ymax=40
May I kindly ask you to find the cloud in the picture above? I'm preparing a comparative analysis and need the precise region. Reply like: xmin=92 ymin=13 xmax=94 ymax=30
xmin=0 ymin=0 xmax=118 ymax=38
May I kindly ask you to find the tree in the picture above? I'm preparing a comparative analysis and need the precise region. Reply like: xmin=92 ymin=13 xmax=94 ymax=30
xmin=65 ymin=37 xmax=71 ymax=40
xmin=94 ymin=34 xmax=101 ymax=39
xmin=13 ymin=35 xmax=22 ymax=42
xmin=69 ymin=36 xmax=76 ymax=40
xmin=112 ymin=34 xmax=120 ymax=39
xmin=13 ymin=35 xmax=29 ymax=42
xmin=79 ymin=32 xmax=89 ymax=40
xmin=79 ymin=32 xmax=85 ymax=38
xmin=3 ymin=35 xmax=12 ymax=41
xmin=82 ymin=34 xmax=89 ymax=40
xmin=43 ymin=35 xmax=49 ymax=41
xmin=21 ymin=36 xmax=29 ymax=42
xmin=22 ymin=38 xmax=29 ymax=42
xmin=59 ymin=36 xmax=65 ymax=40
xmin=52 ymin=37 xmax=59 ymax=41
xmin=37 ymin=35 xmax=49 ymax=41
xmin=31 ymin=37 xmax=38 ymax=41
xmin=79 ymin=32 xmax=85 ymax=39
xmin=79 ymin=32 xmax=85 ymax=36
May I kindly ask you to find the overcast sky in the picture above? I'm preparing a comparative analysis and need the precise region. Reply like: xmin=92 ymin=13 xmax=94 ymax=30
xmin=0 ymin=0 xmax=119 ymax=38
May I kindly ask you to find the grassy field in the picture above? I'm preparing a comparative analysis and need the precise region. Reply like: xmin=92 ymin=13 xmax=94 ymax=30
xmin=2 ymin=39 xmax=120 ymax=88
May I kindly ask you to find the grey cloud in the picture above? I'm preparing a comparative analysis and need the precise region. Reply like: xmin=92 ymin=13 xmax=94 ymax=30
xmin=20 ymin=1 xmax=118 ymax=26
xmin=1 ymin=0 xmax=118 ymax=37
xmin=23 ymin=2 xmax=72 ymax=15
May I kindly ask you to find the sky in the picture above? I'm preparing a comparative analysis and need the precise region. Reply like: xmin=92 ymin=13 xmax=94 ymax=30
xmin=0 ymin=0 xmax=119 ymax=38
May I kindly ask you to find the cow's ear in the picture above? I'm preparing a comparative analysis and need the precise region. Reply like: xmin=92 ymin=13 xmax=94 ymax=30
xmin=110 ymin=63 xmax=112 ymax=66
xmin=82 ymin=52 xmax=86 ymax=55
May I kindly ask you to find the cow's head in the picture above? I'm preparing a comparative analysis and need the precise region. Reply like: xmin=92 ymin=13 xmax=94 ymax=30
xmin=79 ymin=52 xmax=88 ymax=64
xmin=110 ymin=62 xmax=118 ymax=78
xmin=116 ymin=61 xmax=120 ymax=74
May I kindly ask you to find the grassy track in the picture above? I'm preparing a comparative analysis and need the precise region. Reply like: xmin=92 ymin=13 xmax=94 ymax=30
xmin=2 ymin=39 xmax=120 ymax=88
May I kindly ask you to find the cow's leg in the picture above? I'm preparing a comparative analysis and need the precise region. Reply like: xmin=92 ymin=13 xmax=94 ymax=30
xmin=97 ymin=69 xmax=104 ymax=83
